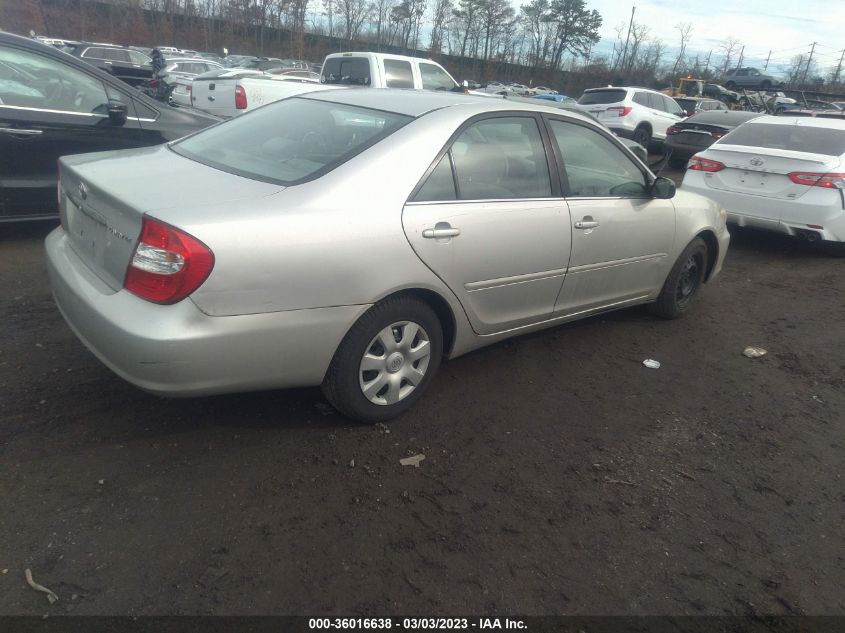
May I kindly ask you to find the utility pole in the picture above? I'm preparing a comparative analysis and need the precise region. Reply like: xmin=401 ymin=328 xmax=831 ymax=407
xmin=620 ymin=4 xmax=636 ymax=75
xmin=802 ymin=41 xmax=817 ymax=84
xmin=736 ymin=45 xmax=744 ymax=69
xmin=833 ymin=49 xmax=845 ymax=85
xmin=764 ymin=50 xmax=771 ymax=70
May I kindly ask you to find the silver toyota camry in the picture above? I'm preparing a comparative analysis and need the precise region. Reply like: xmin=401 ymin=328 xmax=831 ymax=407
xmin=46 ymin=89 xmax=730 ymax=422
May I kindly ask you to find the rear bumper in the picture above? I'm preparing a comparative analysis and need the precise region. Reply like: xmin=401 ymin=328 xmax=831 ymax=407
xmin=46 ymin=228 xmax=369 ymax=396
xmin=682 ymin=175 xmax=845 ymax=242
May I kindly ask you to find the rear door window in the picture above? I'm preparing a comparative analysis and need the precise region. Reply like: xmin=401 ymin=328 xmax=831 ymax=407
xmin=578 ymin=89 xmax=627 ymax=105
xmin=383 ymin=59 xmax=413 ymax=89
xmin=449 ymin=117 xmax=551 ymax=199
xmin=412 ymin=154 xmax=456 ymax=201
xmin=632 ymin=92 xmax=649 ymax=107
xmin=647 ymin=93 xmax=664 ymax=111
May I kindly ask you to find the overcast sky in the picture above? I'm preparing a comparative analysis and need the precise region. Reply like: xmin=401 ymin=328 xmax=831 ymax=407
xmin=586 ymin=0 xmax=845 ymax=76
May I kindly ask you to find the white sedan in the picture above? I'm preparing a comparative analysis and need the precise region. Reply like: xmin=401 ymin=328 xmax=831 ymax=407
xmin=682 ymin=115 xmax=845 ymax=243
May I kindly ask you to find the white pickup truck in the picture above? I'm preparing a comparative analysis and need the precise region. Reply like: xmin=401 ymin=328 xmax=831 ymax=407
xmin=319 ymin=52 xmax=477 ymax=94
xmin=189 ymin=69 xmax=334 ymax=118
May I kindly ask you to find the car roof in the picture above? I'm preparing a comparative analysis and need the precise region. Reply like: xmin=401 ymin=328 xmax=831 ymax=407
xmin=299 ymin=88 xmax=595 ymax=122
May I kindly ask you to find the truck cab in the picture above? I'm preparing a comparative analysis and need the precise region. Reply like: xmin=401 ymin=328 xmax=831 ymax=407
xmin=319 ymin=52 xmax=461 ymax=92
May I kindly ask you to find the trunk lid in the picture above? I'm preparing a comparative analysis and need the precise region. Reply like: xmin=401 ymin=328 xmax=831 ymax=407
xmin=59 ymin=145 xmax=283 ymax=291
xmin=696 ymin=144 xmax=841 ymax=200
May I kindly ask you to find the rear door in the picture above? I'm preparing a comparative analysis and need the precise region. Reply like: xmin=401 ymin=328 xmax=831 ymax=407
xmin=546 ymin=117 xmax=676 ymax=314
xmin=0 ymin=42 xmax=144 ymax=221
xmin=402 ymin=114 xmax=572 ymax=334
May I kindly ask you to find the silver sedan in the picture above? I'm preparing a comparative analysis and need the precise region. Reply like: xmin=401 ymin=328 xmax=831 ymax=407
xmin=47 ymin=89 xmax=730 ymax=422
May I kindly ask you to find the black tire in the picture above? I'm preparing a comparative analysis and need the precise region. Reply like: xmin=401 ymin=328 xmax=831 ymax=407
xmin=649 ymin=238 xmax=708 ymax=319
xmin=322 ymin=295 xmax=443 ymax=423
xmin=668 ymin=157 xmax=687 ymax=169
xmin=725 ymin=81 xmax=737 ymax=90
xmin=632 ymin=125 xmax=651 ymax=148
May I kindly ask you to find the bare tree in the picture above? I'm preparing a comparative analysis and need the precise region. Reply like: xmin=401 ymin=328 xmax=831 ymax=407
xmin=671 ymin=22 xmax=692 ymax=78
xmin=719 ymin=36 xmax=742 ymax=74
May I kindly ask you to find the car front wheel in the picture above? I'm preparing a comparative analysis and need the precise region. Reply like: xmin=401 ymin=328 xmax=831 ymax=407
xmin=322 ymin=295 xmax=443 ymax=422
xmin=649 ymin=238 xmax=708 ymax=319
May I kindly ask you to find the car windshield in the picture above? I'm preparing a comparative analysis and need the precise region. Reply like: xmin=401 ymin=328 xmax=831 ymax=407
xmin=578 ymin=89 xmax=627 ymax=105
xmin=720 ymin=122 xmax=845 ymax=156
xmin=172 ymin=97 xmax=412 ymax=185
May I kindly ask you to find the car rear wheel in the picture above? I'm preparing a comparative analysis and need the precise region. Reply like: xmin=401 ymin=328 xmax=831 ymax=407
xmin=649 ymin=238 xmax=708 ymax=319
xmin=725 ymin=81 xmax=737 ymax=90
xmin=322 ymin=295 xmax=443 ymax=423
xmin=632 ymin=125 xmax=651 ymax=148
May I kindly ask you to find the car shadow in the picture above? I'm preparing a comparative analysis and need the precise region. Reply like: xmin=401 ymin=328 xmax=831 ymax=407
xmin=0 ymin=219 xmax=58 ymax=243
xmin=728 ymin=225 xmax=845 ymax=259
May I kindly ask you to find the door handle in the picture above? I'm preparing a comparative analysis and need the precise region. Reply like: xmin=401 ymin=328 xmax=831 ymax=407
xmin=422 ymin=226 xmax=460 ymax=239
xmin=207 ymin=95 xmax=215 ymax=101
xmin=0 ymin=127 xmax=42 ymax=136
xmin=574 ymin=216 xmax=599 ymax=230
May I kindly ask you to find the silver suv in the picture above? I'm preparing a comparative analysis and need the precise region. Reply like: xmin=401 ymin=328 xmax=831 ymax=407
xmin=722 ymin=67 xmax=783 ymax=91
xmin=575 ymin=86 xmax=685 ymax=147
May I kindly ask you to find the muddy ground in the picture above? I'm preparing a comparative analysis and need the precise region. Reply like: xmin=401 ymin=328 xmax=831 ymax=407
xmin=1 ymin=168 xmax=844 ymax=616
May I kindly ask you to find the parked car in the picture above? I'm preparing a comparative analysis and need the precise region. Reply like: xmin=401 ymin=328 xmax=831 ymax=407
xmin=703 ymin=83 xmax=740 ymax=105
xmin=776 ymin=99 xmax=842 ymax=114
xmin=665 ymin=110 xmax=762 ymax=167
xmin=63 ymin=42 xmax=152 ymax=87
xmin=320 ymin=52 xmax=463 ymax=93
xmin=682 ymin=115 xmax=845 ymax=243
xmin=674 ymin=97 xmax=728 ymax=117
xmin=481 ymin=81 xmax=511 ymax=95
xmin=533 ymin=86 xmax=558 ymax=95
xmin=532 ymin=93 xmax=574 ymax=104
xmin=266 ymin=68 xmax=321 ymax=82
xmin=0 ymin=31 xmax=219 ymax=222
xmin=47 ymin=89 xmax=728 ymax=421
xmin=159 ymin=57 xmax=225 ymax=107
xmin=723 ymin=67 xmax=784 ymax=91
xmin=575 ymin=86 xmax=686 ymax=147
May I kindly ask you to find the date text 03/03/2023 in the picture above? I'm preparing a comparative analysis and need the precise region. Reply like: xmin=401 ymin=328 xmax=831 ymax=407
xmin=308 ymin=618 xmax=527 ymax=629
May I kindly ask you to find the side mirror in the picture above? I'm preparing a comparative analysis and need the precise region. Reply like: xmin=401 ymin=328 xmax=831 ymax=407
xmin=107 ymin=100 xmax=128 ymax=126
xmin=651 ymin=176 xmax=676 ymax=199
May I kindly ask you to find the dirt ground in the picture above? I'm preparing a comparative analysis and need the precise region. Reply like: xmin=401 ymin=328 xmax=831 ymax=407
xmin=1 ymin=169 xmax=844 ymax=616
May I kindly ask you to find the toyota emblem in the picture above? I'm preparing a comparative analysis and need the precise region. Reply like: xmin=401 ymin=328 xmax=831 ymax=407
xmin=749 ymin=157 xmax=764 ymax=167
xmin=78 ymin=181 xmax=88 ymax=200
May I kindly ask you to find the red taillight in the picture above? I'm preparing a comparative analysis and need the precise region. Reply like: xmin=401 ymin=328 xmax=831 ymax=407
xmin=57 ymin=163 xmax=66 ymax=230
xmin=187 ymin=84 xmax=192 ymax=93
xmin=124 ymin=216 xmax=214 ymax=305
xmin=235 ymin=85 xmax=247 ymax=110
xmin=666 ymin=126 xmax=681 ymax=135
xmin=149 ymin=79 xmax=160 ymax=88
xmin=607 ymin=106 xmax=632 ymax=117
xmin=688 ymin=155 xmax=726 ymax=172
xmin=710 ymin=131 xmax=725 ymax=139
xmin=787 ymin=172 xmax=845 ymax=189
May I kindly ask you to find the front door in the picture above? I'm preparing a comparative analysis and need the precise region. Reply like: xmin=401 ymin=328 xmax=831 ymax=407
xmin=403 ymin=115 xmax=572 ymax=335
xmin=0 ymin=42 xmax=143 ymax=220
xmin=544 ymin=117 xmax=676 ymax=315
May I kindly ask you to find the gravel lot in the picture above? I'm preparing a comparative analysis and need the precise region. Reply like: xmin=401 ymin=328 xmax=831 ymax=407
xmin=1 ymin=168 xmax=844 ymax=615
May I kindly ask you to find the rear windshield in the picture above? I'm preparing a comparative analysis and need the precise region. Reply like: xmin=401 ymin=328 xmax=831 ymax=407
xmin=321 ymin=57 xmax=371 ymax=86
xmin=578 ymin=89 xmax=627 ymax=105
xmin=720 ymin=122 xmax=845 ymax=156
xmin=172 ymin=97 xmax=411 ymax=185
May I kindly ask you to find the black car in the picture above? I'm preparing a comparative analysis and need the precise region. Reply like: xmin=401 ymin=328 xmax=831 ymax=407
xmin=62 ymin=41 xmax=153 ymax=87
xmin=664 ymin=110 xmax=762 ymax=168
xmin=0 ymin=32 xmax=220 ymax=222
